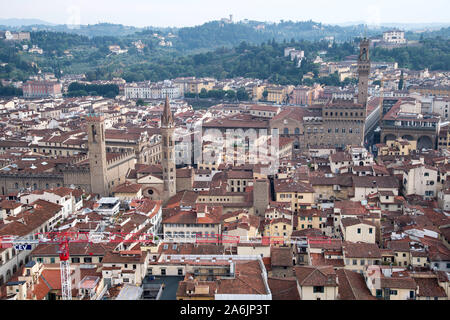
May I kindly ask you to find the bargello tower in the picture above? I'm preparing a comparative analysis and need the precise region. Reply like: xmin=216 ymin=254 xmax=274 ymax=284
xmin=87 ymin=113 xmax=109 ymax=197
xmin=161 ymin=96 xmax=176 ymax=203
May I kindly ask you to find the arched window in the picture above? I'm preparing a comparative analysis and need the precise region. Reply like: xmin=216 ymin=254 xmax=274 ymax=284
xmin=295 ymin=128 xmax=300 ymax=135
xmin=283 ymin=128 xmax=289 ymax=135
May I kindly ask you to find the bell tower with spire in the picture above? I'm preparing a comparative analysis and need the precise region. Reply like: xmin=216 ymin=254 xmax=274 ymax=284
xmin=161 ymin=96 xmax=176 ymax=203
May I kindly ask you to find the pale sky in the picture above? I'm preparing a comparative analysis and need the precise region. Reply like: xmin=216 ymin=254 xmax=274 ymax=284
xmin=0 ymin=0 xmax=449 ymax=28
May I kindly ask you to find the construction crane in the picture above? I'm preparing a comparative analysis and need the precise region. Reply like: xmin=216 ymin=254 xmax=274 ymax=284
xmin=0 ymin=232 xmax=338 ymax=300
xmin=0 ymin=231 xmax=155 ymax=300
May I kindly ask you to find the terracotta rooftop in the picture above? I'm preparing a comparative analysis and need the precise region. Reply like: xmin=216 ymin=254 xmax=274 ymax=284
xmin=294 ymin=266 xmax=337 ymax=287
xmin=336 ymin=269 xmax=376 ymax=300
xmin=268 ymin=277 xmax=300 ymax=300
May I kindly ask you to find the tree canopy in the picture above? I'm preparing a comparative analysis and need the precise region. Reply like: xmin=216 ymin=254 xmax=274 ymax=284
xmin=66 ymin=82 xmax=119 ymax=97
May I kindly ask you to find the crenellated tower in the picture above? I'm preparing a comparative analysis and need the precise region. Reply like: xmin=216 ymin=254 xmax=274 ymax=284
xmin=161 ymin=96 xmax=176 ymax=203
xmin=358 ymin=38 xmax=371 ymax=107
xmin=86 ymin=113 xmax=109 ymax=196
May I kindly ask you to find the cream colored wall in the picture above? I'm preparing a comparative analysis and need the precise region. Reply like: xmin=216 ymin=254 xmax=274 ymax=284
xmin=388 ymin=288 xmax=415 ymax=300
xmin=223 ymin=227 xmax=248 ymax=238
xmin=299 ymin=285 xmax=338 ymax=300
xmin=275 ymin=192 xmax=314 ymax=211
xmin=394 ymin=251 xmax=410 ymax=267
xmin=228 ymin=178 xmax=251 ymax=192
xmin=411 ymin=257 xmax=428 ymax=268
xmin=265 ymin=222 xmax=292 ymax=238
xmin=344 ymin=258 xmax=381 ymax=272
xmin=223 ymin=213 xmax=248 ymax=223
xmin=6 ymin=283 xmax=27 ymax=300
xmin=106 ymin=156 xmax=137 ymax=192
xmin=149 ymin=264 xmax=185 ymax=276
xmin=330 ymin=160 xmax=351 ymax=174
xmin=237 ymin=245 xmax=271 ymax=257
xmin=103 ymin=259 xmax=148 ymax=286
xmin=34 ymin=255 xmax=103 ymax=265
xmin=224 ymin=225 xmax=259 ymax=238
xmin=297 ymin=216 xmax=323 ymax=230
xmin=354 ymin=187 xmax=398 ymax=202
xmin=399 ymin=102 xmax=420 ymax=114
xmin=114 ymin=189 xmax=143 ymax=201
xmin=299 ymin=193 xmax=314 ymax=206
xmin=344 ymin=224 xmax=376 ymax=243
xmin=438 ymin=281 xmax=450 ymax=299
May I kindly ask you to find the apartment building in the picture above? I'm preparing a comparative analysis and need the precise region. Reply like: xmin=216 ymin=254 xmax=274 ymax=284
xmin=23 ymin=81 xmax=62 ymax=99
xmin=0 ymin=200 xmax=64 ymax=286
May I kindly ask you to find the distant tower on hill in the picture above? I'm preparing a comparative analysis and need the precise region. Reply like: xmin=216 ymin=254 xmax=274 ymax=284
xmin=87 ymin=113 xmax=109 ymax=197
xmin=161 ymin=96 xmax=176 ymax=203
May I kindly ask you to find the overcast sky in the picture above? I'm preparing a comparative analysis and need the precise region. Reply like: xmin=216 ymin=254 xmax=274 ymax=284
xmin=1 ymin=0 xmax=449 ymax=27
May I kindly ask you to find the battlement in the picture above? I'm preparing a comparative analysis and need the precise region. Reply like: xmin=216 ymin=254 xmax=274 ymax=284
xmin=0 ymin=172 xmax=63 ymax=178
xmin=107 ymin=150 xmax=135 ymax=166
xmin=63 ymin=165 xmax=90 ymax=173
xmin=70 ymin=154 xmax=90 ymax=165
xmin=358 ymin=64 xmax=371 ymax=71
xmin=85 ymin=113 xmax=105 ymax=122
xmin=360 ymin=38 xmax=371 ymax=45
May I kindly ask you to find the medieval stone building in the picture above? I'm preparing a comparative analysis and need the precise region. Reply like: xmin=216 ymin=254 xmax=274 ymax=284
xmin=63 ymin=114 xmax=136 ymax=196
xmin=271 ymin=38 xmax=371 ymax=150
